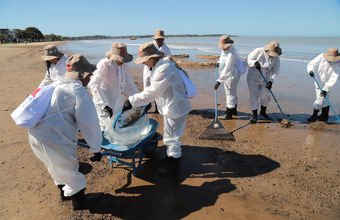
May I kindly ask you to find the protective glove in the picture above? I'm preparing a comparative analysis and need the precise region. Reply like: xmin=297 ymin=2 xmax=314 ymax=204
xmin=145 ymin=102 xmax=152 ymax=112
xmin=265 ymin=81 xmax=273 ymax=90
xmin=122 ymin=99 xmax=132 ymax=113
xmin=90 ymin=152 xmax=102 ymax=162
xmin=254 ymin=61 xmax=261 ymax=71
xmin=214 ymin=81 xmax=221 ymax=90
xmin=215 ymin=62 xmax=219 ymax=68
xmin=320 ymin=90 xmax=327 ymax=97
xmin=103 ymin=106 xmax=113 ymax=118
xmin=309 ymin=71 xmax=314 ymax=78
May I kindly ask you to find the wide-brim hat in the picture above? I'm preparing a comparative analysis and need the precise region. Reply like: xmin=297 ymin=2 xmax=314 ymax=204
xmin=105 ymin=42 xmax=133 ymax=63
xmin=218 ymin=35 xmax=234 ymax=49
xmin=323 ymin=47 xmax=340 ymax=62
xmin=134 ymin=42 xmax=165 ymax=64
xmin=41 ymin=45 xmax=64 ymax=61
xmin=63 ymin=54 xmax=96 ymax=81
xmin=152 ymin=29 xmax=167 ymax=39
xmin=264 ymin=41 xmax=282 ymax=57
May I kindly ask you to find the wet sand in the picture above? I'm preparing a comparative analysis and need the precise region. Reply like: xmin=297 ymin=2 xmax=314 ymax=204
xmin=0 ymin=43 xmax=340 ymax=220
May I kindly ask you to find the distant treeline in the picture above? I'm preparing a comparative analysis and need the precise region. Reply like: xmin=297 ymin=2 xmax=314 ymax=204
xmin=73 ymin=34 xmax=238 ymax=40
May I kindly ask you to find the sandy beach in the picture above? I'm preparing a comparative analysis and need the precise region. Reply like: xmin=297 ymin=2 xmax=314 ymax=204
xmin=1 ymin=42 xmax=339 ymax=220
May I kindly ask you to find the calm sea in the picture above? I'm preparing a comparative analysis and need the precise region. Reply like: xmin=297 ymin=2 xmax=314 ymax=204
xmin=58 ymin=37 xmax=340 ymax=120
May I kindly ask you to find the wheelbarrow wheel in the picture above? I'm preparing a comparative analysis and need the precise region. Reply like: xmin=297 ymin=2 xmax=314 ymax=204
xmin=144 ymin=141 xmax=157 ymax=157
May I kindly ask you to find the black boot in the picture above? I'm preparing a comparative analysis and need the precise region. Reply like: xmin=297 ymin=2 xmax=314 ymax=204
xmin=154 ymin=102 xmax=159 ymax=114
xmin=307 ymin=109 xmax=320 ymax=122
xmin=318 ymin=106 xmax=329 ymax=122
xmin=260 ymin=105 xmax=271 ymax=120
xmin=250 ymin=110 xmax=257 ymax=123
xmin=58 ymin=185 xmax=71 ymax=201
xmin=220 ymin=107 xmax=233 ymax=120
xmin=158 ymin=157 xmax=180 ymax=175
xmin=159 ymin=155 xmax=173 ymax=163
xmin=70 ymin=188 xmax=101 ymax=210
xmin=232 ymin=104 xmax=238 ymax=116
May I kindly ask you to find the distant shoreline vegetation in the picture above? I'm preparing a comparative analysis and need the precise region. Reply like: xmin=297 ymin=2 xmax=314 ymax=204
xmin=71 ymin=34 xmax=239 ymax=40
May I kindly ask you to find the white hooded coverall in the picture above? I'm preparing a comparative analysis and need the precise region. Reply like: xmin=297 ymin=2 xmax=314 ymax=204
xmin=245 ymin=48 xmax=280 ymax=110
xmin=28 ymin=76 xmax=102 ymax=197
xmin=143 ymin=41 xmax=172 ymax=88
xmin=307 ymin=54 xmax=340 ymax=110
xmin=129 ymin=57 xmax=191 ymax=158
xmin=39 ymin=54 xmax=68 ymax=88
xmin=90 ymin=58 xmax=139 ymax=130
xmin=217 ymin=45 xmax=241 ymax=109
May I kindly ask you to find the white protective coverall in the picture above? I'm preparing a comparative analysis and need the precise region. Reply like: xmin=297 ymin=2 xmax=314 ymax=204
xmin=90 ymin=58 xmax=139 ymax=130
xmin=217 ymin=45 xmax=240 ymax=109
xmin=129 ymin=57 xmax=191 ymax=158
xmin=245 ymin=48 xmax=280 ymax=110
xmin=39 ymin=54 xmax=68 ymax=88
xmin=307 ymin=54 xmax=340 ymax=109
xmin=143 ymin=41 xmax=172 ymax=88
xmin=28 ymin=76 xmax=102 ymax=197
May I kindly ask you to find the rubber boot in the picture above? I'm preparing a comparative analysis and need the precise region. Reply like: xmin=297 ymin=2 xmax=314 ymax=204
xmin=159 ymin=155 xmax=173 ymax=163
xmin=154 ymin=102 xmax=159 ymax=114
xmin=232 ymin=104 xmax=238 ymax=116
xmin=250 ymin=110 xmax=258 ymax=123
xmin=260 ymin=105 xmax=272 ymax=120
xmin=58 ymin=185 xmax=71 ymax=201
xmin=318 ymin=106 xmax=329 ymax=122
xmin=158 ymin=157 xmax=180 ymax=175
xmin=220 ymin=107 xmax=233 ymax=120
xmin=307 ymin=109 xmax=320 ymax=122
xmin=70 ymin=188 xmax=101 ymax=210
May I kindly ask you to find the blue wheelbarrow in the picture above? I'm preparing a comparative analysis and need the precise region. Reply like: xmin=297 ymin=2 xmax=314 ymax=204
xmin=77 ymin=107 xmax=162 ymax=176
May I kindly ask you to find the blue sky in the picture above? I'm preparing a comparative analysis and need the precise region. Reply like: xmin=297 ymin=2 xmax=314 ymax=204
xmin=1 ymin=0 xmax=339 ymax=37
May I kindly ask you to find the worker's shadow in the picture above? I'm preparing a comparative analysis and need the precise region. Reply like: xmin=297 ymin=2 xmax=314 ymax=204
xmin=88 ymin=145 xmax=280 ymax=219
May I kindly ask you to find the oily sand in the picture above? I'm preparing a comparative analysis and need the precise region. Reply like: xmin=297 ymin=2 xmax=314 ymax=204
xmin=0 ymin=42 xmax=339 ymax=220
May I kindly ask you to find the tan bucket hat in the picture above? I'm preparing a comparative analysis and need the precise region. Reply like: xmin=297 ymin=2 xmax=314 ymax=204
xmin=323 ymin=47 xmax=340 ymax=62
xmin=218 ymin=35 xmax=234 ymax=49
xmin=152 ymin=29 xmax=167 ymax=39
xmin=264 ymin=41 xmax=282 ymax=57
xmin=41 ymin=45 xmax=64 ymax=61
xmin=134 ymin=42 xmax=165 ymax=64
xmin=105 ymin=42 xmax=133 ymax=63
xmin=63 ymin=54 xmax=96 ymax=80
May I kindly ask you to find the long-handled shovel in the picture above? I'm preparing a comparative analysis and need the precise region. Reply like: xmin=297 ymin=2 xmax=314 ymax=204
xmin=258 ymin=69 xmax=286 ymax=120
xmin=312 ymin=75 xmax=340 ymax=123
xmin=199 ymin=66 xmax=235 ymax=141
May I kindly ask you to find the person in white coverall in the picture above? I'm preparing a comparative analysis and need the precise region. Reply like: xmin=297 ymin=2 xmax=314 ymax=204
xmin=39 ymin=45 xmax=68 ymax=88
xmin=214 ymin=35 xmax=241 ymax=120
xmin=245 ymin=41 xmax=282 ymax=123
xmin=28 ymin=54 xmax=103 ymax=210
xmin=122 ymin=42 xmax=191 ymax=175
xmin=307 ymin=47 xmax=340 ymax=122
xmin=143 ymin=29 xmax=172 ymax=114
xmin=90 ymin=42 xmax=139 ymax=130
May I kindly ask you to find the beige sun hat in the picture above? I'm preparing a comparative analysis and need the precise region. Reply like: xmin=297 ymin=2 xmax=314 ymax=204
xmin=41 ymin=45 xmax=64 ymax=61
xmin=152 ymin=29 xmax=167 ymax=39
xmin=264 ymin=41 xmax=282 ymax=57
xmin=218 ymin=35 xmax=234 ymax=49
xmin=105 ymin=42 xmax=133 ymax=63
xmin=63 ymin=54 xmax=96 ymax=81
xmin=134 ymin=42 xmax=165 ymax=64
xmin=323 ymin=47 xmax=340 ymax=62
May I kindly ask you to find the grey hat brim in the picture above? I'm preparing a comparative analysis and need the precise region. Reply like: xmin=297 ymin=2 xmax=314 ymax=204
xmin=134 ymin=54 xmax=164 ymax=64
xmin=63 ymin=64 xmax=96 ymax=80
xmin=41 ymin=51 xmax=64 ymax=61
xmin=105 ymin=51 xmax=133 ymax=63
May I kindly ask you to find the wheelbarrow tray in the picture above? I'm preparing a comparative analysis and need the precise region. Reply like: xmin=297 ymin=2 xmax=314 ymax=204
xmin=77 ymin=118 xmax=162 ymax=176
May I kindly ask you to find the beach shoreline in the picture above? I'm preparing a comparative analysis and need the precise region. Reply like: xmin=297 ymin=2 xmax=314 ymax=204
xmin=1 ymin=43 xmax=339 ymax=220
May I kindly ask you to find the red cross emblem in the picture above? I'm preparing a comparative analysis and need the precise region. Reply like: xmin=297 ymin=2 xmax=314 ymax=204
xmin=159 ymin=31 xmax=163 ymax=35
xmin=139 ymin=49 xmax=142 ymax=55
xmin=334 ymin=52 xmax=337 ymax=55
xmin=67 ymin=64 xmax=72 ymax=70
xmin=121 ymin=48 xmax=126 ymax=54
xmin=221 ymin=40 xmax=224 ymax=43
